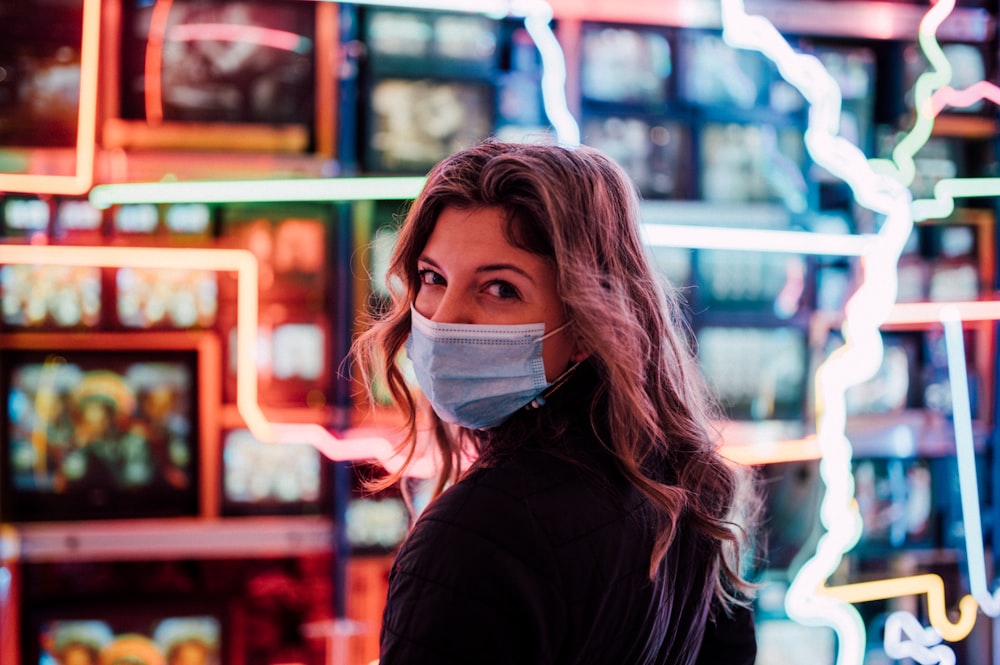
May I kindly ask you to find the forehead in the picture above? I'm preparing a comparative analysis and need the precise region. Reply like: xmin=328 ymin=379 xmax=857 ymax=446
xmin=423 ymin=206 xmax=514 ymax=254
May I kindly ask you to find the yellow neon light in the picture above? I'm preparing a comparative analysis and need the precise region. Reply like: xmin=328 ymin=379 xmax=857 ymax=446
xmin=719 ymin=435 xmax=821 ymax=466
xmin=0 ymin=0 xmax=100 ymax=195
xmin=819 ymin=576 xmax=979 ymax=643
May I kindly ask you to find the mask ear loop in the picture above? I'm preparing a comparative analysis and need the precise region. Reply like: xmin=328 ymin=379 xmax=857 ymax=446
xmin=525 ymin=359 xmax=583 ymax=410
xmin=527 ymin=319 xmax=580 ymax=409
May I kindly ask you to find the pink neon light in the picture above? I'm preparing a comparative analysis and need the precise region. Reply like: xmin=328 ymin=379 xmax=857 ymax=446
xmin=167 ymin=23 xmax=308 ymax=53
xmin=928 ymin=81 xmax=1000 ymax=117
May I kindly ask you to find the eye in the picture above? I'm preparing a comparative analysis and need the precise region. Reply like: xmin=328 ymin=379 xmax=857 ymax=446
xmin=417 ymin=268 xmax=445 ymax=287
xmin=485 ymin=280 xmax=521 ymax=300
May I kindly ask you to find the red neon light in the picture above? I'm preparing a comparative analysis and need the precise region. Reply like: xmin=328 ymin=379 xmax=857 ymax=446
xmin=167 ymin=23 xmax=309 ymax=53
xmin=144 ymin=0 xmax=174 ymax=125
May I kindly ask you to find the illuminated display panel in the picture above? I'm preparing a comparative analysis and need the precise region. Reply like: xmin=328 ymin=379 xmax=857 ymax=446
xmin=219 ymin=202 xmax=329 ymax=301
xmin=364 ymin=78 xmax=495 ymax=174
xmin=26 ymin=603 xmax=226 ymax=665
xmin=54 ymin=197 xmax=104 ymax=241
xmin=579 ymin=22 xmax=673 ymax=106
xmin=2 ymin=196 xmax=51 ymax=237
xmin=363 ymin=7 xmax=499 ymax=77
xmin=695 ymin=325 xmax=808 ymax=421
xmin=581 ymin=115 xmax=690 ymax=199
xmin=345 ymin=462 xmax=414 ymax=554
xmin=220 ymin=428 xmax=326 ymax=516
xmin=0 ymin=344 xmax=201 ymax=522
xmin=0 ymin=1 xmax=84 ymax=149
xmin=115 ymin=0 xmax=317 ymax=152
xmin=0 ymin=264 xmax=102 ymax=330
xmin=219 ymin=303 xmax=332 ymax=410
xmin=694 ymin=249 xmax=809 ymax=317
xmin=757 ymin=460 xmax=823 ymax=572
xmin=115 ymin=267 xmax=218 ymax=330
xmin=698 ymin=121 xmax=807 ymax=206
xmin=677 ymin=29 xmax=799 ymax=113
xmin=360 ymin=7 xmax=500 ymax=174
xmin=851 ymin=456 xmax=940 ymax=555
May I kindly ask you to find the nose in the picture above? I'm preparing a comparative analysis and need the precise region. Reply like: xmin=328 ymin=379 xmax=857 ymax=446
xmin=428 ymin=286 xmax=473 ymax=324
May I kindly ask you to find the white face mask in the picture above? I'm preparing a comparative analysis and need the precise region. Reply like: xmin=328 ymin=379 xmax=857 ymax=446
xmin=404 ymin=306 xmax=570 ymax=429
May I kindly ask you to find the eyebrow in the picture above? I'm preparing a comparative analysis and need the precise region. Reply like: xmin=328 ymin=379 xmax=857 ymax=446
xmin=418 ymin=255 xmax=536 ymax=284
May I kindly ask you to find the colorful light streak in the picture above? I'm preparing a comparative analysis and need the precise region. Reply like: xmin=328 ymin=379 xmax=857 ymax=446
xmin=0 ymin=0 xmax=100 ymax=195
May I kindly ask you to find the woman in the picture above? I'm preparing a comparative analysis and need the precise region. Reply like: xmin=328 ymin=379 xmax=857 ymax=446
xmin=353 ymin=140 xmax=759 ymax=664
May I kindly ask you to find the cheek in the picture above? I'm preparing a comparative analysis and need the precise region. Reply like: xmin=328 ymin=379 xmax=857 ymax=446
xmin=412 ymin=289 xmax=438 ymax=319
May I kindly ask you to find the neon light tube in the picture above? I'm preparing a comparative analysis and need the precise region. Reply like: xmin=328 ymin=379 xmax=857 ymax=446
xmin=942 ymin=306 xmax=1000 ymax=617
xmin=166 ymin=24 xmax=314 ymax=54
xmin=883 ymin=611 xmax=956 ymax=665
xmin=720 ymin=1 xmax=917 ymax=661
xmin=314 ymin=0 xmax=510 ymax=17
xmin=641 ymin=224 xmax=873 ymax=256
xmin=0 ymin=0 xmax=100 ymax=195
xmin=928 ymin=81 xmax=1000 ymax=117
xmin=912 ymin=177 xmax=1000 ymax=222
xmin=869 ymin=0 xmax=956 ymax=189
xmin=145 ymin=0 xmax=173 ymax=124
xmin=719 ymin=435 xmax=822 ymax=466
xmin=89 ymin=177 xmax=428 ymax=208
xmin=0 ymin=244 xmax=438 ymax=478
xmin=819 ymin=575 xmax=977 ymax=643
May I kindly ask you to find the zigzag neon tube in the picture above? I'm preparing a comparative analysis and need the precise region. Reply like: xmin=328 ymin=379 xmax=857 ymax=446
xmin=720 ymin=2 xmax=914 ymax=663
xmin=883 ymin=611 xmax=957 ymax=665
xmin=869 ymin=0 xmax=956 ymax=188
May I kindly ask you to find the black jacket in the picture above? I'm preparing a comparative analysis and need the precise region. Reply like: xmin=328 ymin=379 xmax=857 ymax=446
xmin=379 ymin=424 xmax=756 ymax=664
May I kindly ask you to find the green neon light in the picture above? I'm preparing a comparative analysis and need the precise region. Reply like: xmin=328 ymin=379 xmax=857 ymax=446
xmin=911 ymin=177 xmax=1000 ymax=222
xmin=89 ymin=176 xmax=428 ymax=209
xmin=869 ymin=5 xmax=953 ymax=187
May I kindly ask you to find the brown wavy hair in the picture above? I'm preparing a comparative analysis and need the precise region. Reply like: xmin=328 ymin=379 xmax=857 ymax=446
xmin=352 ymin=139 xmax=758 ymax=639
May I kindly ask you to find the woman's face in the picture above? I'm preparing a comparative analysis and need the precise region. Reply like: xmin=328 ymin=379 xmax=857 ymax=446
xmin=414 ymin=205 xmax=578 ymax=382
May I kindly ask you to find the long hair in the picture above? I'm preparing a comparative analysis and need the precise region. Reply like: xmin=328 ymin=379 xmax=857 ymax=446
xmin=352 ymin=139 xmax=758 ymax=648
